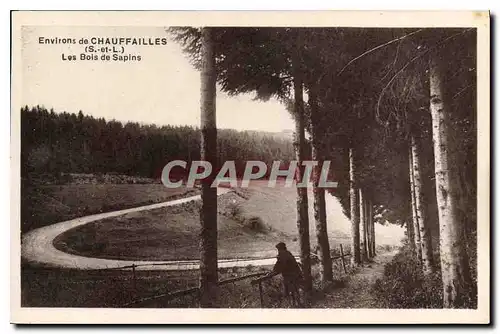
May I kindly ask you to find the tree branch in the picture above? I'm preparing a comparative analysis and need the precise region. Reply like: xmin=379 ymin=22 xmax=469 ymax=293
xmin=337 ymin=29 xmax=425 ymax=76
xmin=378 ymin=37 xmax=404 ymax=83
xmin=452 ymin=83 xmax=473 ymax=100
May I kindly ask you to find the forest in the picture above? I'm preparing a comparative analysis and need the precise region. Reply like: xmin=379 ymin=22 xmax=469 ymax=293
xmin=20 ymin=106 xmax=295 ymax=179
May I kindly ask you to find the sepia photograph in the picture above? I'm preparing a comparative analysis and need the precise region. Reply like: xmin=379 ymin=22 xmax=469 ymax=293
xmin=10 ymin=11 xmax=490 ymax=324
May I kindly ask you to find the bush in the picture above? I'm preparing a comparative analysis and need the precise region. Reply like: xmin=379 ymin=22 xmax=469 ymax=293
xmin=377 ymin=244 xmax=397 ymax=253
xmin=244 ymin=216 xmax=266 ymax=232
xmin=373 ymin=246 xmax=443 ymax=308
xmin=227 ymin=201 xmax=243 ymax=220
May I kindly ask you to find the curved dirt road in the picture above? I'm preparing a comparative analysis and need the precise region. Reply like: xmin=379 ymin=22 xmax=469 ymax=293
xmin=22 ymin=187 xmax=280 ymax=271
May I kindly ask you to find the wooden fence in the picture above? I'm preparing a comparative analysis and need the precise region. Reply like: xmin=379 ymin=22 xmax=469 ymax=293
xmin=119 ymin=271 xmax=268 ymax=307
xmin=112 ymin=244 xmax=351 ymax=308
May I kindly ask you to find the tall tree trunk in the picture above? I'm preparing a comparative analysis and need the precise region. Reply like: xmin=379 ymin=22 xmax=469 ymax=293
xmin=366 ymin=199 xmax=373 ymax=259
xmin=430 ymin=53 xmax=472 ymax=308
xmin=308 ymin=81 xmax=333 ymax=284
xmin=407 ymin=220 xmax=416 ymax=254
xmin=370 ymin=201 xmax=376 ymax=256
xmin=199 ymin=27 xmax=218 ymax=308
xmin=411 ymin=133 xmax=436 ymax=275
xmin=359 ymin=188 xmax=368 ymax=262
xmin=349 ymin=148 xmax=361 ymax=265
xmin=292 ymin=46 xmax=312 ymax=304
xmin=409 ymin=147 xmax=423 ymax=263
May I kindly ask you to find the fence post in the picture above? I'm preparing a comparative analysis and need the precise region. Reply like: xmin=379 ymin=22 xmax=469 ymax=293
xmin=258 ymin=281 xmax=264 ymax=308
xmin=340 ymin=244 xmax=347 ymax=274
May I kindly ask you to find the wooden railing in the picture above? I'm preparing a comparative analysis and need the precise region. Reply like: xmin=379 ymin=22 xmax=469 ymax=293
xmin=119 ymin=271 xmax=268 ymax=307
xmin=116 ymin=244 xmax=351 ymax=308
xmin=250 ymin=274 xmax=273 ymax=307
xmin=337 ymin=244 xmax=351 ymax=274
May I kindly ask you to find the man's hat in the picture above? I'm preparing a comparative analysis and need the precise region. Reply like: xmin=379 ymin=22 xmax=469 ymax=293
xmin=275 ymin=242 xmax=286 ymax=250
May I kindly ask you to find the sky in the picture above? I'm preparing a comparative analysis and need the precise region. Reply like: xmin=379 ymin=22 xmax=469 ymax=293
xmin=21 ymin=26 xmax=295 ymax=132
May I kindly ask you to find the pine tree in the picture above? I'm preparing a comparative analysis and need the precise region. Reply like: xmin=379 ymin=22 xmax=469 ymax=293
xmin=198 ymin=27 xmax=218 ymax=307
xmin=430 ymin=50 xmax=472 ymax=308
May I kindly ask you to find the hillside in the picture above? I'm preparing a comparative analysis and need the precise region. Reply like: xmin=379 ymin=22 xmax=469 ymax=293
xmin=237 ymin=181 xmax=404 ymax=252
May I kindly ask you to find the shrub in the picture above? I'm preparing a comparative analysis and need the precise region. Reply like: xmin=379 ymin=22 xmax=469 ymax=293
xmin=244 ymin=216 xmax=266 ymax=232
xmin=373 ymin=246 xmax=443 ymax=308
xmin=227 ymin=201 xmax=243 ymax=220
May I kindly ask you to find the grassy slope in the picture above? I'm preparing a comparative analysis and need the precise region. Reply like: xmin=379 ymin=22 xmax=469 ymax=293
xmin=239 ymin=182 xmax=403 ymax=253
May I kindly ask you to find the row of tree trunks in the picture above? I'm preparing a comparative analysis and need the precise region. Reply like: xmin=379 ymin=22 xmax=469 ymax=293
xmin=404 ymin=51 xmax=473 ymax=308
xmin=360 ymin=189 xmax=376 ymax=261
xmin=308 ymin=81 xmax=334 ymax=285
xmin=292 ymin=50 xmax=473 ymax=309
xmin=349 ymin=148 xmax=377 ymax=265
xmin=196 ymin=29 xmax=473 ymax=310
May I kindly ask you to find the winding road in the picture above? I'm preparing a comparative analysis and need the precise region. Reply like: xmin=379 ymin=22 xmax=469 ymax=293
xmin=21 ymin=187 xmax=279 ymax=271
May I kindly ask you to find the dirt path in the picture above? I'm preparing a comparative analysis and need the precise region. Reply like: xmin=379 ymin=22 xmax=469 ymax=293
xmin=313 ymin=250 xmax=397 ymax=308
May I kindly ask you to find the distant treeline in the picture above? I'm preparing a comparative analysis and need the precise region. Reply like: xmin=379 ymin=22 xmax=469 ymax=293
xmin=21 ymin=106 xmax=295 ymax=179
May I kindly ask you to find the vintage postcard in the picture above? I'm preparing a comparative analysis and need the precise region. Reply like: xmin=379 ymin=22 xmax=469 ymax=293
xmin=11 ymin=11 xmax=490 ymax=324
